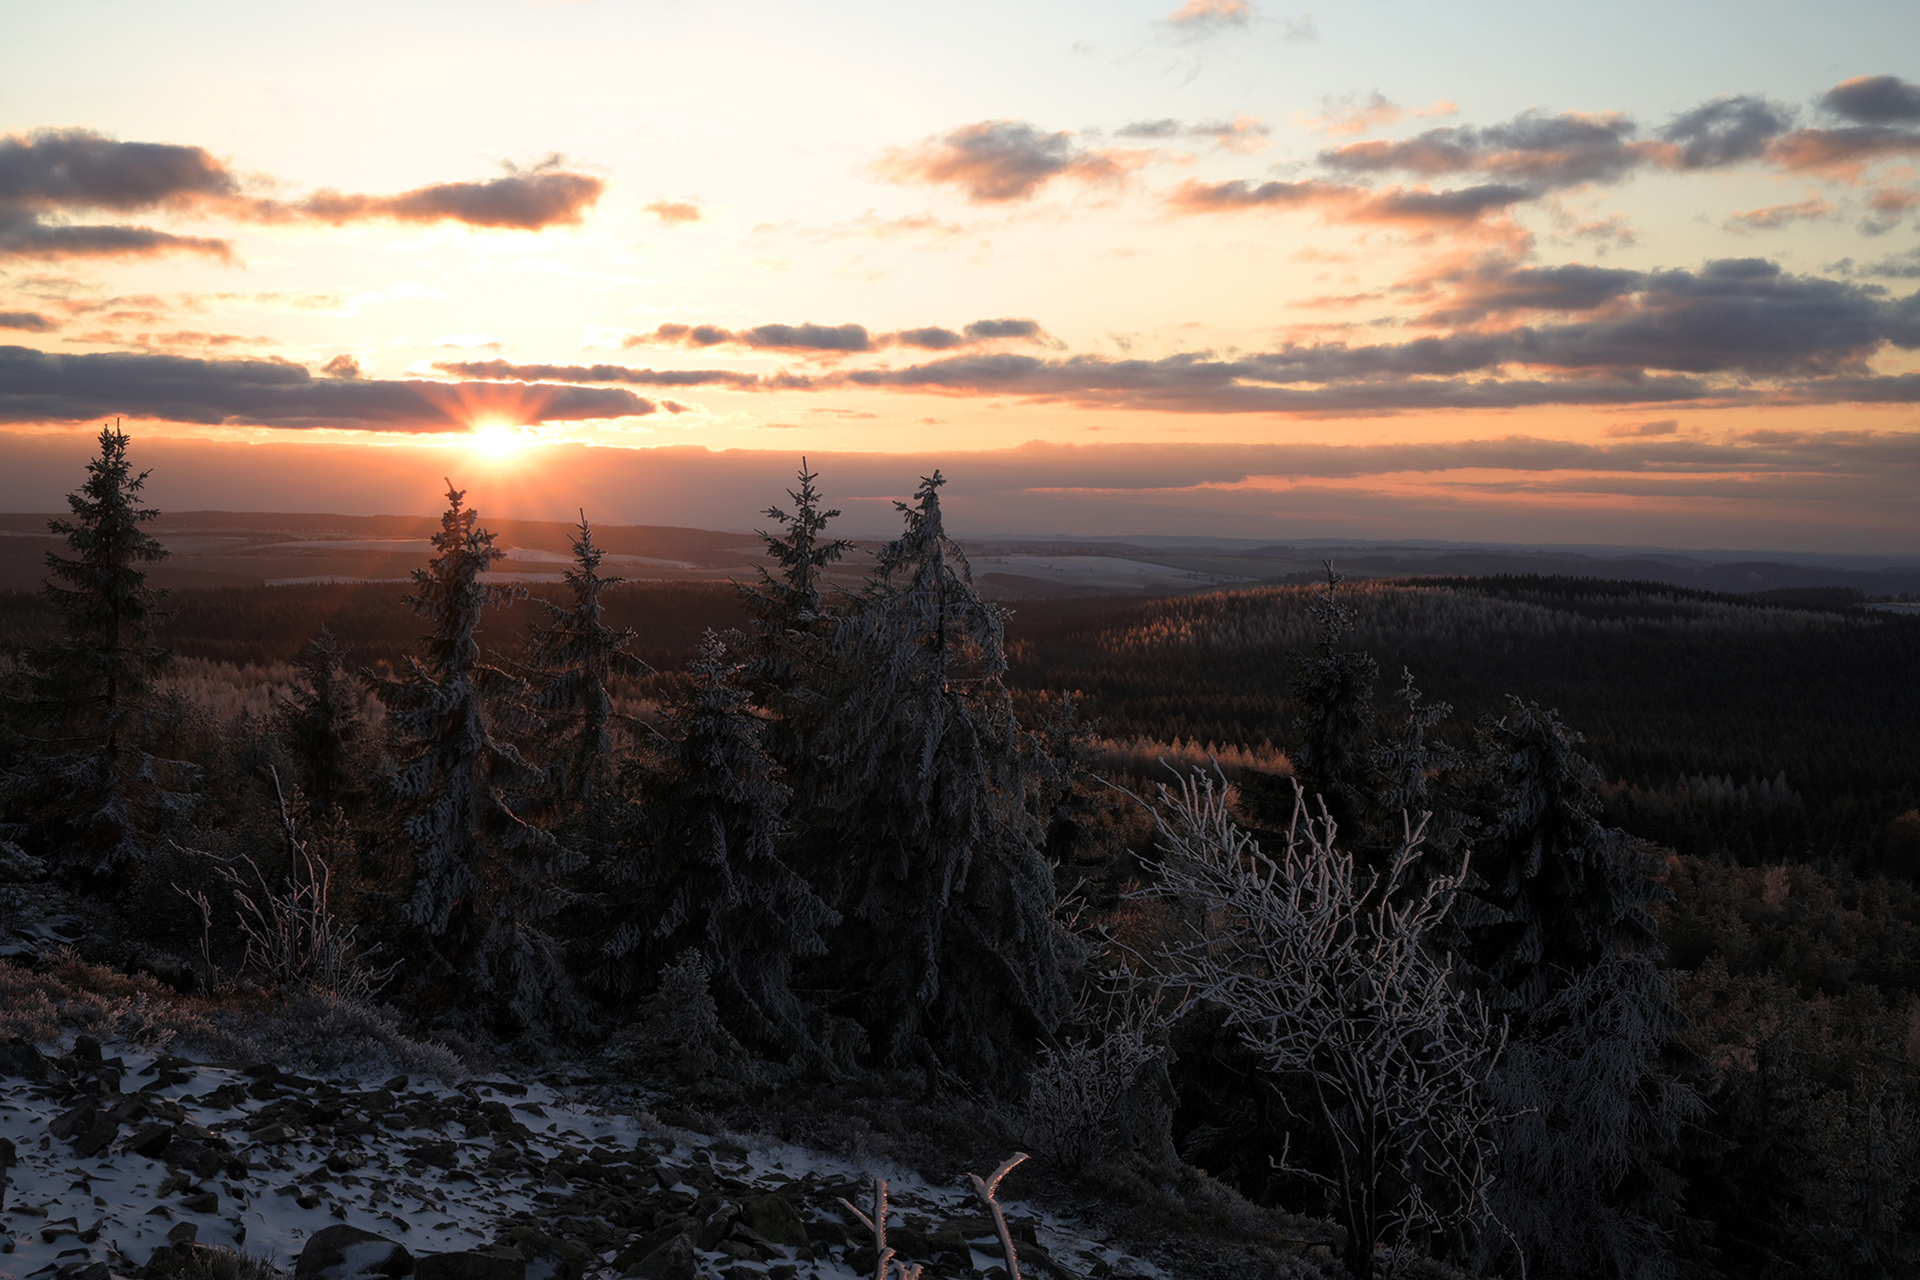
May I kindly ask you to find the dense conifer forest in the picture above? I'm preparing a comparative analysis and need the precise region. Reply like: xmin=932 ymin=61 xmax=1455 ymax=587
xmin=5 ymin=429 xmax=1920 ymax=1279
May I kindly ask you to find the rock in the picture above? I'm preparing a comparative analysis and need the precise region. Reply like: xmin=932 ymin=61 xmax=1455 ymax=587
xmin=71 ymin=1115 xmax=121 ymax=1158
xmin=73 ymin=1035 xmax=102 ymax=1063
xmin=167 ymin=1223 xmax=199 ymax=1247
xmin=178 ymin=1192 xmax=219 ymax=1214
xmin=623 ymin=1234 xmax=695 ymax=1280
xmin=0 ymin=1041 xmax=50 ymax=1081
xmin=414 ymin=1250 xmax=526 ymax=1280
xmin=739 ymin=1195 xmax=807 ymax=1249
xmin=296 ymin=1225 xmax=414 ymax=1280
xmin=125 ymin=1123 xmax=175 ymax=1158
xmin=327 ymin=1151 xmax=369 ymax=1173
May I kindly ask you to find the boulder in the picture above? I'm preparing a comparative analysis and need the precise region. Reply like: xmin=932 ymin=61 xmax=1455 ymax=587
xmin=623 ymin=1234 xmax=695 ymax=1280
xmin=0 ymin=1042 xmax=50 ymax=1082
xmin=739 ymin=1194 xmax=807 ymax=1249
xmin=296 ymin=1225 xmax=414 ymax=1280
xmin=414 ymin=1250 xmax=526 ymax=1280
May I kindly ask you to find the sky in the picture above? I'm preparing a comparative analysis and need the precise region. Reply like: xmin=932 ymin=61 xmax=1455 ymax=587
xmin=2 ymin=0 xmax=1918 ymax=549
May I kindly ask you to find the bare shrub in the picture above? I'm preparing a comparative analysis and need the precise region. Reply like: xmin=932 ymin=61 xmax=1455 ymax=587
xmin=1023 ymin=987 xmax=1170 ymax=1173
xmin=1137 ymin=770 xmax=1503 ymax=1280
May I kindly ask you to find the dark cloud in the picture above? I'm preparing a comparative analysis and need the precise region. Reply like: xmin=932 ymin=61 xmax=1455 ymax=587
xmin=1168 ymin=177 xmax=1530 ymax=226
xmin=631 ymin=318 xmax=1045 ymax=355
xmin=278 ymin=170 xmax=603 ymax=229
xmin=1857 ymin=246 xmax=1920 ymax=278
xmin=433 ymin=359 xmax=772 ymax=389
xmin=0 ymin=129 xmax=602 ymax=258
xmin=321 ymin=354 xmax=361 ymax=379
xmin=875 ymin=121 xmax=1135 ymax=202
xmin=1657 ymin=96 xmax=1795 ymax=168
xmin=0 ymin=210 xmax=232 ymax=261
xmin=1822 ymin=76 xmax=1920 ymax=125
xmin=0 ymin=344 xmax=650 ymax=430
xmin=1416 ymin=263 xmax=1643 ymax=324
xmin=1320 ymin=111 xmax=1651 ymax=188
xmin=0 ymin=310 xmax=55 ymax=332
xmin=1116 ymin=116 xmax=1269 ymax=151
xmin=647 ymin=321 xmax=874 ymax=353
xmin=965 ymin=318 xmax=1044 ymax=341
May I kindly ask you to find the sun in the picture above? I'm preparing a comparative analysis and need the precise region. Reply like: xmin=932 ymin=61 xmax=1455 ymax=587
xmin=468 ymin=422 xmax=526 ymax=459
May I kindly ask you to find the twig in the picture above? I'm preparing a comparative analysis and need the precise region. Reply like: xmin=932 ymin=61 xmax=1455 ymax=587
xmin=968 ymin=1152 xmax=1029 ymax=1280
xmin=837 ymin=1176 xmax=924 ymax=1280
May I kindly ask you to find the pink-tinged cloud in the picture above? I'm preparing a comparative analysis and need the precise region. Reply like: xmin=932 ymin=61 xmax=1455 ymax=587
xmin=1726 ymin=197 xmax=1835 ymax=231
xmin=1166 ymin=0 xmax=1251 ymax=27
xmin=876 ymin=121 xmax=1143 ymax=203
xmin=644 ymin=199 xmax=701 ymax=224
xmin=1309 ymin=92 xmax=1407 ymax=139
xmin=0 ymin=310 xmax=56 ymax=332
xmin=265 ymin=170 xmax=603 ymax=229
xmin=1603 ymin=418 xmax=1681 ymax=438
xmin=1765 ymin=127 xmax=1920 ymax=181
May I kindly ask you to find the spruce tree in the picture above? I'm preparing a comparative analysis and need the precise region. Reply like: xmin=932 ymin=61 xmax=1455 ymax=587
xmin=604 ymin=632 xmax=837 ymax=1062
xmin=1286 ymin=564 xmax=1378 ymax=831
xmin=803 ymin=472 xmax=1065 ymax=1089
xmin=1466 ymin=697 xmax=1695 ymax=1279
xmin=372 ymin=483 xmax=577 ymax=1032
xmin=274 ymin=627 xmax=365 ymax=821
xmin=1 ymin=424 xmax=192 ymax=882
xmin=524 ymin=516 xmax=650 ymax=812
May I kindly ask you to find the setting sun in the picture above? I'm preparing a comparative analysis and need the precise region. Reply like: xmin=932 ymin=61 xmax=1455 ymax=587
xmin=468 ymin=423 xmax=526 ymax=460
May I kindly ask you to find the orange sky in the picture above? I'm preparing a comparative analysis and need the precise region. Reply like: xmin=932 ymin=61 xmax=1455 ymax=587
xmin=2 ymin=1 xmax=1918 ymax=550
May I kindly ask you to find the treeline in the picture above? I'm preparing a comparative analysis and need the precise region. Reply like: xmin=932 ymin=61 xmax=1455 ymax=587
xmin=7 ymin=429 xmax=1920 ymax=1278
xmin=998 ymin=576 xmax=1920 ymax=876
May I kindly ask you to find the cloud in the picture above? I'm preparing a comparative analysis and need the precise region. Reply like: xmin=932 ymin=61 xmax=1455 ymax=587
xmin=1320 ymin=110 xmax=1655 ymax=189
xmin=321 ymin=354 xmax=361 ymax=379
xmin=875 ymin=120 xmax=1141 ymax=202
xmin=1822 ymin=75 xmax=1920 ymax=125
xmin=0 ymin=129 xmax=602 ymax=259
xmin=0 ymin=310 xmax=55 ymax=332
xmin=1116 ymin=114 xmax=1270 ymax=152
xmin=1864 ymin=185 xmax=1920 ymax=232
xmin=1166 ymin=0 xmax=1251 ymax=28
xmin=644 ymin=199 xmax=701 ymax=224
xmin=1603 ymin=418 xmax=1680 ymax=438
xmin=1856 ymin=246 xmax=1920 ymax=279
xmin=1726 ymin=196 xmax=1834 ymax=231
xmin=626 ymin=317 xmax=1046 ymax=354
xmin=1413 ymin=262 xmax=1643 ymax=324
xmin=1766 ymin=126 xmax=1920 ymax=180
xmin=1167 ymin=176 xmax=1531 ymax=227
xmin=432 ymin=358 xmax=774 ymax=389
xmin=265 ymin=168 xmax=602 ymax=229
xmin=1657 ymin=96 xmax=1796 ymax=169
xmin=1309 ymin=92 xmax=1406 ymax=139
xmin=0 ymin=344 xmax=651 ymax=430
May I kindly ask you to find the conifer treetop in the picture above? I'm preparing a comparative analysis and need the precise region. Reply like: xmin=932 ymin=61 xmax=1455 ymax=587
xmin=754 ymin=458 xmax=850 ymax=625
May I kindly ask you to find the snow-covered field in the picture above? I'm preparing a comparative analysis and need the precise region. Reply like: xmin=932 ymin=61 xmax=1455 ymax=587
xmin=0 ymin=1037 xmax=1162 ymax=1280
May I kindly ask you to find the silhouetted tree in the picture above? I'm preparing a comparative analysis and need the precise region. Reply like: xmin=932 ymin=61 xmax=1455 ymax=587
xmin=1 ymin=424 xmax=193 ymax=882
xmin=372 ymin=482 xmax=579 ymax=1033
xmin=802 ymin=472 xmax=1066 ymax=1089
xmin=274 ymin=627 xmax=365 ymax=821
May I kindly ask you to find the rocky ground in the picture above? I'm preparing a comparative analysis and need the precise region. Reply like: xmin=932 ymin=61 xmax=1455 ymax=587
xmin=0 ymin=1034 xmax=1171 ymax=1280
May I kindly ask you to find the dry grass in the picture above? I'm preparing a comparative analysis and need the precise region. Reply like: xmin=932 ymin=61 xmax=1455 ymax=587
xmin=0 ymin=948 xmax=468 ymax=1078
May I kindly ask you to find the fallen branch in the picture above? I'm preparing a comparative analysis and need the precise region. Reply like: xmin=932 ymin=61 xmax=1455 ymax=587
xmin=968 ymin=1152 xmax=1030 ymax=1280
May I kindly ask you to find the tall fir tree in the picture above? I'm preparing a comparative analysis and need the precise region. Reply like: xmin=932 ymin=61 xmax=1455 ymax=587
xmin=1285 ymin=563 xmax=1379 ymax=832
xmin=801 ymin=472 xmax=1065 ymax=1089
xmin=1 ymin=424 xmax=193 ymax=882
xmin=523 ymin=516 xmax=650 ymax=814
xmin=602 ymin=632 xmax=837 ymax=1063
xmin=372 ymin=483 xmax=578 ymax=1033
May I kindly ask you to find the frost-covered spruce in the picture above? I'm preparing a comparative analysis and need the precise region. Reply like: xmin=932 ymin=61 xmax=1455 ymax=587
xmin=274 ymin=627 xmax=367 ymax=820
xmin=522 ymin=516 xmax=650 ymax=812
xmin=1467 ymin=697 xmax=1694 ymax=1280
xmin=605 ymin=631 xmax=837 ymax=1063
xmin=371 ymin=483 xmax=579 ymax=1032
xmin=800 ymin=472 xmax=1065 ymax=1090
xmin=0 ymin=424 xmax=194 ymax=883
